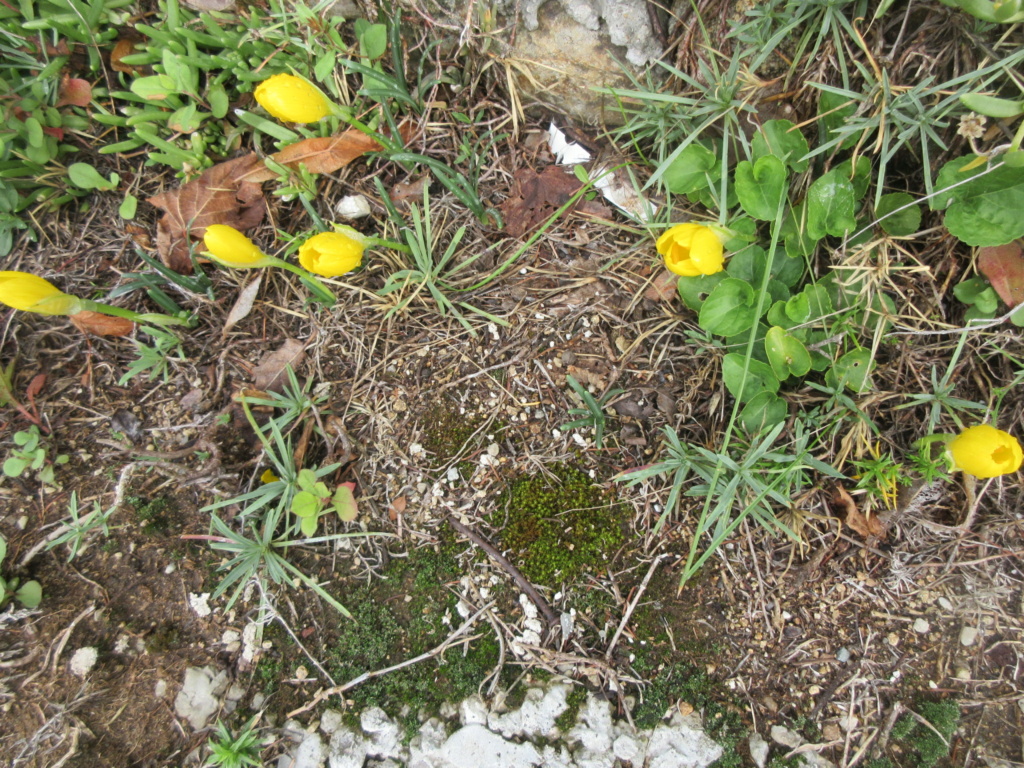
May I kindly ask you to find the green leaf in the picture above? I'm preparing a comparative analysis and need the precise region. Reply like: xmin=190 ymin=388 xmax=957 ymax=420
xmin=722 ymin=354 xmax=780 ymax=402
xmin=806 ymin=170 xmax=856 ymax=240
xmin=208 ymin=85 xmax=230 ymax=119
xmin=835 ymin=156 xmax=872 ymax=201
xmin=954 ymin=277 xmax=999 ymax=312
xmin=130 ymin=74 xmax=176 ymax=101
xmin=934 ymin=156 xmax=1024 ymax=246
xmin=16 ymin=580 xmax=42 ymax=608
xmin=333 ymin=482 xmax=358 ymax=522
xmin=119 ymin=194 xmax=138 ymax=219
xmin=765 ymin=326 xmax=812 ymax=380
xmin=167 ymin=103 xmax=204 ymax=133
xmin=356 ymin=21 xmax=388 ymax=60
xmin=68 ymin=163 xmax=118 ymax=191
xmin=291 ymin=491 xmax=320 ymax=518
xmin=676 ymin=272 xmax=727 ymax=311
xmin=875 ymin=192 xmax=921 ymax=236
xmin=959 ymin=93 xmax=1024 ymax=119
xmin=300 ymin=513 xmax=318 ymax=537
xmin=826 ymin=349 xmax=875 ymax=393
xmin=752 ymin=119 xmax=809 ymax=172
xmin=3 ymin=457 xmax=29 ymax=477
xmin=735 ymin=155 xmax=787 ymax=221
xmin=296 ymin=468 xmax=317 ymax=491
xmin=699 ymin=278 xmax=758 ymax=336
xmin=662 ymin=143 xmax=717 ymax=195
xmin=0 ymin=535 xmax=6 ymax=565
xmin=818 ymin=90 xmax=858 ymax=150
xmin=740 ymin=391 xmax=788 ymax=434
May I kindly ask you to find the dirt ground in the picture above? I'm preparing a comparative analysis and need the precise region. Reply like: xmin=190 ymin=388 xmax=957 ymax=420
xmin=2 ymin=3 xmax=1024 ymax=767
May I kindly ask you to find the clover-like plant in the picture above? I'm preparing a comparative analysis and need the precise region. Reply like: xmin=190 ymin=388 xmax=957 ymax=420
xmin=291 ymin=469 xmax=357 ymax=536
xmin=0 ymin=534 xmax=42 ymax=609
xmin=3 ymin=426 xmax=68 ymax=485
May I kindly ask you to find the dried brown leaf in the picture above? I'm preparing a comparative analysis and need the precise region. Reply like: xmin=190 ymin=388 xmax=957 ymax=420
xmin=500 ymin=166 xmax=584 ymax=237
xmin=70 ymin=311 xmax=135 ymax=337
xmin=644 ymin=269 xmax=679 ymax=302
xmin=388 ymin=495 xmax=407 ymax=521
xmin=391 ymin=175 xmax=430 ymax=206
xmin=978 ymin=241 xmax=1024 ymax=309
xmin=252 ymin=338 xmax=305 ymax=392
xmin=222 ymin=274 xmax=262 ymax=337
xmin=242 ymin=129 xmax=391 ymax=183
xmin=831 ymin=485 xmax=885 ymax=539
xmin=111 ymin=38 xmax=142 ymax=74
xmin=148 ymin=153 xmax=267 ymax=273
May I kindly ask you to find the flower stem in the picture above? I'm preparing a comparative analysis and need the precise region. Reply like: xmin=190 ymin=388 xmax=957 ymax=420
xmin=79 ymin=300 xmax=190 ymax=327
xmin=365 ymin=236 xmax=412 ymax=254
xmin=271 ymin=259 xmax=337 ymax=306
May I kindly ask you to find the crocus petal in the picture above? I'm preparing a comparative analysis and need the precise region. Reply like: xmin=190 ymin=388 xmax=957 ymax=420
xmin=298 ymin=230 xmax=365 ymax=277
xmin=203 ymin=225 xmax=271 ymax=268
xmin=948 ymin=424 xmax=1023 ymax=478
xmin=657 ymin=223 xmax=726 ymax=277
xmin=0 ymin=271 xmax=80 ymax=315
xmin=688 ymin=228 xmax=725 ymax=275
xmin=254 ymin=74 xmax=332 ymax=124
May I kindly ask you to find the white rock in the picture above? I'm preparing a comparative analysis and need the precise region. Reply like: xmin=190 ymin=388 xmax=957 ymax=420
xmin=154 ymin=679 xmax=168 ymax=699
xmin=69 ymin=647 xmax=98 ymax=677
xmin=408 ymin=717 xmax=447 ymax=767
xmin=771 ymin=725 xmax=804 ymax=748
xmin=174 ymin=666 xmax=229 ymax=730
xmin=749 ymin=732 xmax=770 ymax=768
xmin=567 ymin=695 xmax=614 ymax=768
xmin=913 ymin=618 xmax=930 ymax=634
xmin=440 ymin=724 xmax=542 ymax=768
xmin=320 ymin=709 xmax=344 ymax=736
xmin=292 ymin=732 xmax=326 ymax=768
xmin=188 ymin=592 xmax=212 ymax=617
xmin=328 ymin=726 xmax=368 ymax=768
xmin=613 ymin=732 xmax=644 ymax=764
xmin=646 ymin=711 xmax=723 ymax=768
xmin=489 ymin=681 xmax=569 ymax=738
xmin=960 ymin=626 xmax=979 ymax=646
xmin=541 ymin=743 xmax=576 ymax=768
xmin=460 ymin=694 xmax=489 ymax=726
xmin=335 ymin=194 xmax=372 ymax=219
xmin=361 ymin=707 xmax=405 ymax=762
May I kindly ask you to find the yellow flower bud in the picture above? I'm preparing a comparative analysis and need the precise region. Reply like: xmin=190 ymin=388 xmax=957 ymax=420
xmin=298 ymin=229 xmax=365 ymax=277
xmin=260 ymin=469 xmax=279 ymax=484
xmin=253 ymin=74 xmax=333 ymax=124
xmin=656 ymin=223 xmax=725 ymax=277
xmin=203 ymin=225 xmax=273 ymax=268
xmin=948 ymin=425 xmax=1023 ymax=478
xmin=0 ymin=271 xmax=81 ymax=315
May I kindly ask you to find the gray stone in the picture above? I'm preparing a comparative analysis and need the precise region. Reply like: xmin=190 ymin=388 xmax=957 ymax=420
xmin=488 ymin=680 xmax=569 ymax=738
xmin=520 ymin=0 xmax=661 ymax=66
xmin=293 ymin=732 xmax=327 ymax=768
xmin=174 ymin=666 xmax=230 ymax=730
xmin=960 ymin=626 xmax=979 ymax=646
xmin=320 ymin=709 xmax=344 ymax=736
xmin=440 ymin=724 xmax=542 ymax=767
xmin=749 ymin=732 xmax=770 ymax=768
xmin=646 ymin=711 xmax=724 ymax=768
xmin=567 ymin=696 xmax=614 ymax=768
xmin=459 ymin=694 xmax=489 ymax=726
xmin=361 ymin=707 xmax=406 ymax=761
xmin=328 ymin=726 xmax=369 ymax=768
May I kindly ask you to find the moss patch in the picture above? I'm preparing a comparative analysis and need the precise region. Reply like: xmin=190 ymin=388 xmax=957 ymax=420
xmin=891 ymin=699 xmax=959 ymax=768
xmin=494 ymin=464 xmax=625 ymax=586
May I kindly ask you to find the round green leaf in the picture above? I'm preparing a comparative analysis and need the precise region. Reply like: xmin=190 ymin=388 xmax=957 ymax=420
xmin=300 ymin=514 xmax=318 ymax=537
xmin=765 ymin=326 xmax=812 ymax=380
xmin=676 ymin=272 xmax=727 ymax=311
xmin=835 ymin=156 xmax=872 ymax=201
xmin=806 ymin=169 xmax=857 ymax=240
xmin=875 ymin=192 xmax=921 ymax=236
xmin=752 ymin=119 xmax=809 ymax=172
xmin=68 ymin=163 xmax=118 ymax=191
xmin=16 ymin=579 xmax=42 ymax=608
xmin=699 ymin=278 xmax=757 ymax=336
xmin=740 ymin=391 xmax=788 ymax=434
xmin=119 ymin=194 xmax=138 ymax=219
xmin=208 ymin=85 xmax=230 ymax=119
xmin=333 ymin=483 xmax=358 ymax=522
xmin=735 ymin=155 xmax=788 ymax=221
xmin=662 ymin=143 xmax=717 ymax=195
xmin=291 ymin=491 xmax=320 ymax=518
xmin=722 ymin=353 xmax=780 ymax=402
xmin=826 ymin=349 xmax=875 ymax=393
xmin=934 ymin=156 xmax=1024 ymax=246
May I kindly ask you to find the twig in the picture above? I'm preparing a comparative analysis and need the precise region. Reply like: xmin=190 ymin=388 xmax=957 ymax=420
xmin=285 ymin=601 xmax=494 ymax=718
xmin=446 ymin=513 xmax=559 ymax=630
xmin=606 ymin=554 xmax=665 ymax=661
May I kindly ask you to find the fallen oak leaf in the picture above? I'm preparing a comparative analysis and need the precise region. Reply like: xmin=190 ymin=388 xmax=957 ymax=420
xmin=501 ymin=165 xmax=593 ymax=237
xmin=148 ymin=153 xmax=267 ymax=273
xmin=241 ymin=129 xmax=391 ymax=183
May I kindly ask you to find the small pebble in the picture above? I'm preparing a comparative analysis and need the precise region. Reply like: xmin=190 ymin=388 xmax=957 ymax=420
xmin=955 ymin=666 xmax=971 ymax=680
xmin=960 ymin=626 xmax=979 ymax=647
xmin=836 ymin=647 xmax=851 ymax=663
xmin=938 ymin=596 xmax=953 ymax=611
xmin=913 ymin=618 xmax=930 ymax=634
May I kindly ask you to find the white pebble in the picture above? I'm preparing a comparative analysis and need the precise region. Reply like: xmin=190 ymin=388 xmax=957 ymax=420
xmin=913 ymin=618 xmax=930 ymax=634
xmin=960 ymin=626 xmax=979 ymax=647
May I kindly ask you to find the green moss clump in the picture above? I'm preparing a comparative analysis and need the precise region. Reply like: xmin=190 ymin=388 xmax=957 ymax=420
xmin=420 ymin=400 xmax=486 ymax=471
xmin=892 ymin=700 xmax=959 ymax=768
xmin=129 ymin=494 xmax=175 ymax=534
xmin=555 ymin=685 xmax=588 ymax=732
xmin=495 ymin=464 xmax=625 ymax=586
